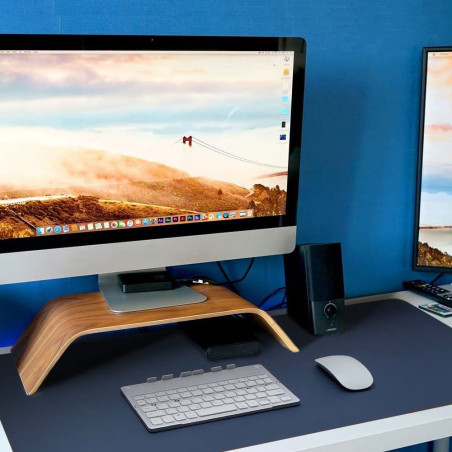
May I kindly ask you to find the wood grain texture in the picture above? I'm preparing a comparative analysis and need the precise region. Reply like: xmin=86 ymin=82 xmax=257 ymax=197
xmin=11 ymin=284 xmax=298 ymax=395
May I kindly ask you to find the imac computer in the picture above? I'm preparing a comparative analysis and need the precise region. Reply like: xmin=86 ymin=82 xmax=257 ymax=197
xmin=414 ymin=47 xmax=452 ymax=274
xmin=0 ymin=35 xmax=306 ymax=311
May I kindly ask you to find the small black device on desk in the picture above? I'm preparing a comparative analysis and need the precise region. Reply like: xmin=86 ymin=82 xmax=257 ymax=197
xmin=182 ymin=316 xmax=262 ymax=361
xmin=403 ymin=280 xmax=452 ymax=308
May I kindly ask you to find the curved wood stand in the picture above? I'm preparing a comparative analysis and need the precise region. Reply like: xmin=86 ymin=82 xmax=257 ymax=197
xmin=11 ymin=284 xmax=298 ymax=395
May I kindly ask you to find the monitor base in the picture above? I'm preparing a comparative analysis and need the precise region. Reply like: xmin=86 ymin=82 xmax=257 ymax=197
xmin=99 ymin=272 xmax=206 ymax=313
xmin=11 ymin=284 xmax=299 ymax=395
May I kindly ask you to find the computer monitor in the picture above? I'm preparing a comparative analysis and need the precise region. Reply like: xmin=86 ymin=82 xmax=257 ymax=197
xmin=0 ymin=35 xmax=305 ymax=308
xmin=414 ymin=47 xmax=452 ymax=273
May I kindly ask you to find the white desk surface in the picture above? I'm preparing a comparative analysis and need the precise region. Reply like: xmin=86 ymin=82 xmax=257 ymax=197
xmin=230 ymin=287 xmax=452 ymax=452
xmin=1 ymin=288 xmax=451 ymax=452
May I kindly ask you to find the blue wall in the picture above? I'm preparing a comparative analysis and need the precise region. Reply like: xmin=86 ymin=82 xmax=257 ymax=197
xmin=1 ymin=1 xmax=452 ymax=345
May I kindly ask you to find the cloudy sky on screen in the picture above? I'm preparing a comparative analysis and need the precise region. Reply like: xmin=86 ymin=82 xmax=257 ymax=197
xmin=0 ymin=52 xmax=290 ymax=188
xmin=420 ymin=54 xmax=452 ymax=226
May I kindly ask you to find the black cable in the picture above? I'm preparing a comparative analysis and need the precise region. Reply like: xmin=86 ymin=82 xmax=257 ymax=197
xmin=257 ymin=286 xmax=286 ymax=308
xmin=178 ymin=258 xmax=255 ymax=290
xmin=270 ymin=291 xmax=287 ymax=311
xmin=430 ymin=273 xmax=444 ymax=285
xmin=216 ymin=258 xmax=255 ymax=293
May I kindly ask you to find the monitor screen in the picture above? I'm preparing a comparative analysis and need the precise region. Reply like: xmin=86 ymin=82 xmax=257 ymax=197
xmin=414 ymin=48 xmax=452 ymax=272
xmin=0 ymin=35 xmax=305 ymax=284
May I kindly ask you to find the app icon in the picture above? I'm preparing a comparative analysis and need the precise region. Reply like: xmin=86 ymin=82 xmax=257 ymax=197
xmin=87 ymin=223 xmax=94 ymax=231
xmin=95 ymin=223 xmax=102 ymax=230
xmin=172 ymin=216 xmax=179 ymax=223
xmin=127 ymin=220 xmax=134 ymax=227
xmin=142 ymin=218 xmax=149 ymax=226
xmin=209 ymin=214 xmax=214 ymax=220
xmin=223 ymin=212 xmax=229 ymax=218
xmin=230 ymin=212 xmax=236 ymax=218
xmin=282 ymin=81 xmax=289 ymax=90
xmin=281 ymin=108 xmax=289 ymax=115
xmin=63 ymin=225 xmax=70 ymax=232
xmin=111 ymin=221 xmax=118 ymax=228
xmin=135 ymin=219 xmax=141 ymax=225
xmin=79 ymin=224 xmax=86 ymax=231
xmin=54 ymin=226 xmax=62 ymax=233
xmin=150 ymin=218 xmax=156 ymax=225
xmin=247 ymin=210 xmax=253 ymax=216
xmin=158 ymin=217 xmax=164 ymax=224
xmin=281 ymin=121 xmax=286 ymax=128
xmin=280 ymin=134 xmax=287 ymax=141
xmin=216 ymin=213 xmax=222 ymax=219
xmin=119 ymin=221 xmax=125 ymax=227
xmin=194 ymin=214 xmax=201 ymax=221
xmin=187 ymin=215 xmax=193 ymax=221
xmin=165 ymin=217 xmax=171 ymax=223
xmin=103 ymin=222 xmax=110 ymax=229
xmin=37 ymin=227 xmax=45 ymax=235
xmin=240 ymin=211 xmax=246 ymax=217
xmin=282 ymin=95 xmax=289 ymax=103
xmin=180 ymin=216 xmax=186 ymax=222
xmin=202 ymin=214 xmax=208 ymax=220
xmin=71 ymin=224 xmax=78 ymax=232
xmin=283 ymin=68 xmax=290 ymax=76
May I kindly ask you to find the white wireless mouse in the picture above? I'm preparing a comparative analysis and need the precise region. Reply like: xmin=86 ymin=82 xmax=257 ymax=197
xmin=315 ymin=355 xmax=374 ymax=391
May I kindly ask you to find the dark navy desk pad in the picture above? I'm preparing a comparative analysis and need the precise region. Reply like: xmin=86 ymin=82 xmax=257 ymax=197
xmin=0 ymin=299 xmax=451 ymax=452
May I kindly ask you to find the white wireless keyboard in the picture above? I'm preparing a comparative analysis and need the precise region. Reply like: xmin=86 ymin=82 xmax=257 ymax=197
xmin=121 ymin=364 xmax=300 ymax=432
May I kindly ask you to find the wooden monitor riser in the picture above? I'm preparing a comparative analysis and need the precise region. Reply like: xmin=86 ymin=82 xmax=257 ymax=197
xmin=11 ymin=284 xmax=299 ymax=395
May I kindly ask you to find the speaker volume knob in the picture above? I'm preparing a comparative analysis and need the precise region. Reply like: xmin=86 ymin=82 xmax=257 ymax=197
xmin=324 ymin=303 xmax=337 ymax=318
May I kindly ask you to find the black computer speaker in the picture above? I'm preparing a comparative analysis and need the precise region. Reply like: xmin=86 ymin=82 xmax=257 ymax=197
xmin=284 ymin=243 xmax=345 ymax=335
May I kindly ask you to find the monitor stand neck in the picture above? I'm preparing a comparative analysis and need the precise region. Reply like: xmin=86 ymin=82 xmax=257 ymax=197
xmin=99 ymin=270 xmax=207 ymax=313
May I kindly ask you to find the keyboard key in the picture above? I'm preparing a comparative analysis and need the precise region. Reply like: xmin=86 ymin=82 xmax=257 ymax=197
xmin=133 ymin=395 xmax=145 ymax=400
xmin=174 ymin=413 xmax=186 ymax=421
xmin=223 ymin=398 xmax=234 ymax=404
xmin=235 ymin=383 xmax=246 ymax=389
xmin=266 ymin=384 xmax=279 ymax=390
xmin=225 ymin=384 xmax=235 ymax=390
xmin=162 ymin=415 xmax=175 ymax=423
xmin=157 ymin=403 xmax=169 ymax=410
xmin=180 ymin=399 xmax=191 ymax=406
xmin=192 ymin=397 xmax=203 ymax=403
xmin=166 ymin=408 xmax=178 ymax=415
xmin=180 ymin=392 xmax=191 ymax=398
xmin=214 ymin=393 xmax=225 ymax=400
xmin=234 ymin=396 xmax=245 ymax=402
xmin=196 ymin=404 xmax=237 ymax=417
xmin=268 ymin=396 xmax=281 ymax=404
xmin=146 ymin=397 xmax=158 ymax=404
xmin=192 ymin=390 xmax=203 ymax=396
xmin=200 ymin=402 xmax=213 ymax=408
xmin=136 ymin=400 xmax=146 ymax=406
xmin=281 ymin=396 xmax=292 ymax=402
xmin=155 ymin=391 xmax=167 ymax=396
xmin=150 ymin=418 xmax=164 ymax=426
xmin=169 ymin=402 xmax=180 ymax=408
xmin=202 ymin=395 xmax=214 ymax=402
xmin=189 ymin=404 xmax=201 ymax=410
xmin=268 ymin=389 xmax=284 ymax=396
xmin=178 ymin=406 xmax=189 ymax=413
xmin=202 ymin=388 xmax=214 ymax=394
xmin=212 ymin=400 xmax=223 ymax=406
xmin=245 ymin=394 xmax=257 ymax=400
xmin=236 ymin=402 xmax=248 ymax=410
xmin=167 ymin=390 xmax=177 ymax=395
xmin=214 ymin=387 xmax=225 ymax=393
xmin=225 ymin=391 xmax=236 ymax=397
xmin=236 ymin=389 xmax=247 ymax=396
xmin=186 ymin=412 xmax=198 ymax=419
xmin=259 ymin=399 xmax=270 ymax=405
xmin=146 ymin=410 xmax=166 ymax=418
xmin=158 ymin=396 xmax=170 ymax=402
xmin=247 ymin=400 xmax=259 ymax=408
xmin=169 ymin=394 xmax=180 ymax=400
xmin=142 ymin=405 xmax=157 ymax=412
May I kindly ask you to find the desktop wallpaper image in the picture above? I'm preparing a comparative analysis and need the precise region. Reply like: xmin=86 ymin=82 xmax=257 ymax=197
xmin=417 ymin=53 xmax=452 ymax=268
xmin=0 ymin=52 xmax=290 ymax=239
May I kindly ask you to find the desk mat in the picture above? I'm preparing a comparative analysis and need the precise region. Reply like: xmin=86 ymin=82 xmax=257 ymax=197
xmin=0 ymin=299 xmax=451 ymax=451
